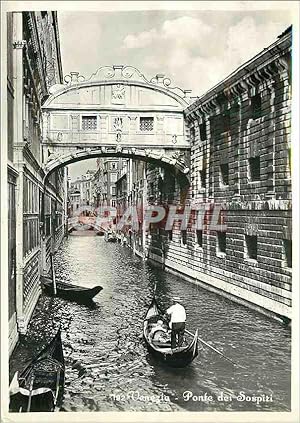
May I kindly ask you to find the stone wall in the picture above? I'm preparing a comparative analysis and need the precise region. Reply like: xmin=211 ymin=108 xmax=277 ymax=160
xmin=146 ymin=29 xmax=292 ymax=321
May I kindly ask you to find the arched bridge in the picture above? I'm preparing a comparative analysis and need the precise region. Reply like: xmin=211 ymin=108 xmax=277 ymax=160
xmin=41 ymin=65 xmax=192 ymax=180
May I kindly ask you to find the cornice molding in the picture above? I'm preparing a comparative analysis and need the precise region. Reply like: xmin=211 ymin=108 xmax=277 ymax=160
xmin=185 ymin=31 xmax=291 ymax=117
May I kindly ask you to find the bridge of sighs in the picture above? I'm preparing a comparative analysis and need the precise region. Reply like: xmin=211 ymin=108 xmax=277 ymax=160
xmin=41 ymin=65 xmax=192 ymax=181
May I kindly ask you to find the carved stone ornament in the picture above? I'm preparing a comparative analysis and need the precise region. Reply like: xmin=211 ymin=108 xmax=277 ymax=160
xmin=13 ymin=40 xmax=27 ymax=49
xmin=113 ymin=117 xmax=123 ymax=132
xmin=111 ymin=84 xmax=125 ymax=104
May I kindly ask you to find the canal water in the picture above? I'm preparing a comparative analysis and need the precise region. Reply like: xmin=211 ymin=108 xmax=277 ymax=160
xmin=10 ymin=235 xmax=291 ymax=412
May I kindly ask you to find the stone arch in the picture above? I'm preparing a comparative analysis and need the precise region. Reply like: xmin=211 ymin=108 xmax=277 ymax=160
xmin=41 ymin=65 xmax=192 ymax=185
xmin=43 ymin=146 xmax=190 ymax=185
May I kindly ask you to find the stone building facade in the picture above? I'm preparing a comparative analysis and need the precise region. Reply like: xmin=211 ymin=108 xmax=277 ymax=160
xmin=5 ymin=11 xmax=66 ymax=354
xmin=68 ymin=169 xmax=96 ymax=215
xmin=115 ymin=159 xmax=147 ymax=254
xmin=93 ymin=158 xmax=119 ymax=208
xmin=127 ymin=28 xmax=293 ymax=321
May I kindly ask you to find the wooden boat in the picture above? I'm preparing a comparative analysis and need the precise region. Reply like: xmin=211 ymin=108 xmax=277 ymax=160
xmin=41 ymin=276 xmax=103 ymax=303
xmin=143 ymin=298 xmax=199 ymax=368
xmin=9 ymin=328 xmax=65 ymax=412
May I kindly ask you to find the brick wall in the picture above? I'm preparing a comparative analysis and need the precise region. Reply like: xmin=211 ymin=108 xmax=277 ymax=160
xmin=145 ymin=29 xmax=292 ymax=321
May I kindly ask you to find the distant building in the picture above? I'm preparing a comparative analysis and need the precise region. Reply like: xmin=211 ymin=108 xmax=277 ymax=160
xmin=93 ymin=158 xmax=120 ymax=208
xmin=115 ymin=159 xmax=146 ymax=252
xmin=68 ymin=169 xmax=96 ymax=215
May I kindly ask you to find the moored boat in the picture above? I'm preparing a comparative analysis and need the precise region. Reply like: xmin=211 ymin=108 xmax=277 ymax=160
xmin=143 ymin=298 xmax=199 ymax=368
xmin=41 ymin=276 xmax=103 ymax=303
xmin=9 ymin=328 xmax=65 ymax=412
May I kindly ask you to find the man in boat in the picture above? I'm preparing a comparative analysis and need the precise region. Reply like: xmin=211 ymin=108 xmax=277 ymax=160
xmin=165 ymin=297 xmax=186 ymax=348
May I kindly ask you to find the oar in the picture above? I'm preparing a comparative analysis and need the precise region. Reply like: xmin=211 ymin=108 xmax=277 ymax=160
xmin=153 ymin=282 xmax=157 ymax=297
xmin=186 ymin=329 xmax=246 ymax=369
xmin=26 ymin=374 xmax=35 ymax=412
xmin=54 ymin=369 xmax=61 ymax=406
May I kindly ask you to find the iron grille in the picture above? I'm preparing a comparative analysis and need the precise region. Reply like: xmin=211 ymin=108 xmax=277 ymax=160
xmin=140 ymin=117 xmax=154 ymax=131
xmin=82 ymin=116 xmax=97 ymax=131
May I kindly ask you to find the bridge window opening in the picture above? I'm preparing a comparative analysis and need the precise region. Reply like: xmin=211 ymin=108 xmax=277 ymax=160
xmin=245 ymin=235 xmax=257 ymax=260
xmin=249 ymin=156 xmax=260 ymax=181
xmin=220 ymin=163 xmax=229 ymax=186
xmin=283 ymin=239 xmax=292 ymax=268
xmin=200 ymin=121 xmax=207 ymax=141
xmin=140 ymin=117 xmax=154 ymax=131
xmin=217 ymin=232 xmax=226 ymax=254
xmin=196 ymin=230 xmax=203 ymax=247
xmin=82 ymin=115 xmax=97 ymax=131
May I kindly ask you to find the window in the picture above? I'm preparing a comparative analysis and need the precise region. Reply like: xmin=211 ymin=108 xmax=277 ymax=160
xmin=200 ymin=121 xmax=207 ymax=141
xmin=200 ymin=169 xmax=206 ymax=188
xmin=245 ymin=235 xmax=257 ymax=260
xmin=140 ymin=117 xmax=154 ymax=131
xmin=149 ymin=182 xmax=155 ymax=197
xmin=249 ymin=157 xmax=260 ymax=181
xmin=190 ymin=127 xmax=195 ymax=143
xmin=196 ymin=230 xmax=203 ymax=247
xmin=283 ymin=239 xmax=292 ymax=268
xmin=287 ymin=148 xmax=291 ymax=174
xmin=220 ymin=163 xmax=229 ymax=186
xmin=251 ymin=94 xmax=262 ymax=119
xmin=217 ymin=232 xmax=226 ymax=253
xmin=82 ymin=116 xmax=97 ymax=131
xmin=181 ymin=230 xmax=187 ymax=245
xmin=221 ymin=112 xmax=230 ymax=133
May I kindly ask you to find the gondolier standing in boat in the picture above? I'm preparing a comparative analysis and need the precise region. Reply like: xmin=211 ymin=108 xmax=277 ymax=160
xmin=165 ymin=297 xmax=186 ymax=348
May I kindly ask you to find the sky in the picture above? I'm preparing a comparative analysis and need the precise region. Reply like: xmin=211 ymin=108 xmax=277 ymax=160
xmin=56 ymin=4 xmax=293 ymax=179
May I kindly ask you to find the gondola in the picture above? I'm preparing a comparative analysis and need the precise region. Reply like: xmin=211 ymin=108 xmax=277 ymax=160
xmin=104 ymin=231 xmax=117 ymax=242
xmin=143 ymin=298 xmax=199 ymax=368
xmin=41 ymin=276 xmax=103 ymax=303
xmin=9 ymin=328 xmax=65 ymax=412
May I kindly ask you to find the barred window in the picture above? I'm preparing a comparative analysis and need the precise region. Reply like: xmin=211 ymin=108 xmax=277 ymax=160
xmin=251 ymin=94 xmax=262 ymax=119
xmin=200 ymin=169 xmax=206 ymax=188
xmin=181 ymin=230 xmax=187 ymax=246
xmin=190 ymin=127 xmax=195 ymax=143
xmin=245 ymin=235 xmax=257 ymax=260
xmin=249 ymin=157 xmax=260 ymax=181
xmin=283 ymin=239 xmax=292 ymax=268
xmin=221 ymin=111 xmax=230 ymax=133
xmin=82 ymin=116 xmax=97 ymax=131
xmin=140 ymin=117 xmax=154 ymax=131
xmin=220 ymin=163 xmax=229 ymax=186
xmin=217 ymin=232 xmax=226 ymax=254
xmin=196 ymin=230 xmax=203 ymax=247
xmin=200 ymin=121 xmax=207 ymax=141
